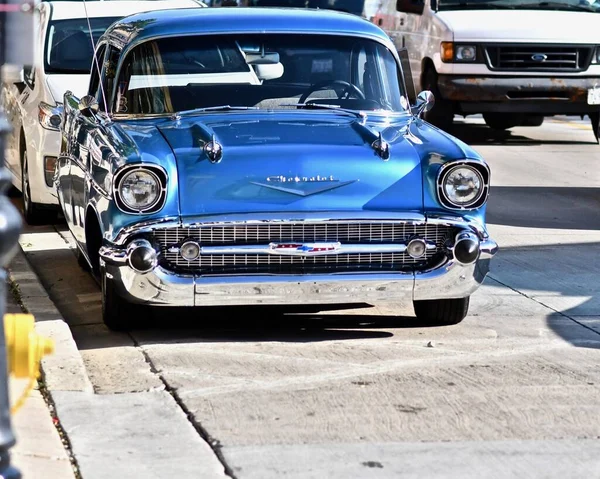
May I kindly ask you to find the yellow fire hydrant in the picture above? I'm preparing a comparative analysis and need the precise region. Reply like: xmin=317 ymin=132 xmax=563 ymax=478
xmin=4 ymin=314 xmax=54 ymax=414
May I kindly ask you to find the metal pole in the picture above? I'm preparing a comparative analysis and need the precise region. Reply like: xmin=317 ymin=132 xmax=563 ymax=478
xmin=0 ymin=0 xmax=28 ymax=477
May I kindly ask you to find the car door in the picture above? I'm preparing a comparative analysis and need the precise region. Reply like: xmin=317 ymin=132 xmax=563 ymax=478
xmin=64 ymin=43 xmax=107 ymax=244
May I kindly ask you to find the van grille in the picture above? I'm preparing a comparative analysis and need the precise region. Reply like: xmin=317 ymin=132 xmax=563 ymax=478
xmin=485 ymin=44 xmax=594 ymax=72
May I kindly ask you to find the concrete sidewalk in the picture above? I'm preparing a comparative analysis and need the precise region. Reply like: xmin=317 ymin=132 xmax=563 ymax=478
xmin=5 ymin=260 xmax=78 ymax=479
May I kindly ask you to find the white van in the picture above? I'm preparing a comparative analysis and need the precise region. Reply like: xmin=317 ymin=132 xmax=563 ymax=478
xmin=365 ymin=0 xmax=600 ymax=139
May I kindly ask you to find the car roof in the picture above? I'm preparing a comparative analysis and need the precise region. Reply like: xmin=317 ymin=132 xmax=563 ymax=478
xmin=45 ymin=0 xmax=204 ymax=21
xmin=104 ymin=7 xmax=391 ymax=49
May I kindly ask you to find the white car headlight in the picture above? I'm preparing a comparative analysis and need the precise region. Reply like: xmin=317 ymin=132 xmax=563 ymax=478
xmin=118 ymin=169 xmax=161 ymax=211
xmin=38 ymin=102 xmax=63 ymax=131
xmin=440 ymin=164 xmax=486 ymax=208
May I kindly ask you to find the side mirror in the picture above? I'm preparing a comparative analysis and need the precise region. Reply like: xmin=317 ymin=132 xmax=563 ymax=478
xmin=1 ymin=65 xmax=24 ymax=85
xmin=396 ymin=0 xmax=425 ymax=14
xmin=78 ymin=95 xmax=99 ymax=119
xmin=413 ymin=90 xmax=435 ymax=117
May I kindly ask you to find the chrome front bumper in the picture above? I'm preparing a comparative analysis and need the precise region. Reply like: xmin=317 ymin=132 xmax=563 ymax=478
xmin=100 ymin=238 xmax=498 ymax=307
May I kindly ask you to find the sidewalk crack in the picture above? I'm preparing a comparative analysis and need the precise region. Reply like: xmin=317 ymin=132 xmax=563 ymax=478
xmin=131 ymin=335 xmax=238 ymax=479
xmin=488 ymin=275 xmax=600 ymax=337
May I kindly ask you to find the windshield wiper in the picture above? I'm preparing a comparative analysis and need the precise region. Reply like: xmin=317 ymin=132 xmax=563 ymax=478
xmin=281 ymin=102 xmax=368 ymax=119
xmin=170 ymin=105 xmax=259 ymax=120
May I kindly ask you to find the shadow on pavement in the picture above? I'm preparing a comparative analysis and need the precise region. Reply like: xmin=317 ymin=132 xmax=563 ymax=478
xmin=487 ymin=186 xmax=600 ymax=230
xmin=448 ymin=121 xmax=595 ymax=146
xmin=487 ymin=240 xmax=600 ymax=349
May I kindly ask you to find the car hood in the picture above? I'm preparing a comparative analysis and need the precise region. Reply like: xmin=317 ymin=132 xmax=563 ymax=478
xmin=46 ymin=74 xmax=90 ymax=104
xmin=438 ymin=10 xmax=600 ymax=43
xmin=156 ymin=113 xmax=424 ymax=217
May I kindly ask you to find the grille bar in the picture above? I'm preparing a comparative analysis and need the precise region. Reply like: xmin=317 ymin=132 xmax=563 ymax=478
xmin=485 ymin=44 xmax=593 ymax=71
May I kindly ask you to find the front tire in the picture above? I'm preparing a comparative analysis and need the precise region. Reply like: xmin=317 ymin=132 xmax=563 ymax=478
xmin=101 ymin=272 xmax=137 ymax=331
xmin=413 ymin=297 xmax=470 ymax=326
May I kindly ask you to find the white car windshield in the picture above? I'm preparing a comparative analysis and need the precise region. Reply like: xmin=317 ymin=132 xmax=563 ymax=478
xmin=113 ymin=33 xmax=407 ymax=115
xmin=45 ymin=17 xmax=121 ymax=74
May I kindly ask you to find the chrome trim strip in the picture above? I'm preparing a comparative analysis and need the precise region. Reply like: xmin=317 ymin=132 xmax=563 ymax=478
xmin=193 ymin=242 xmax=437 ymax=256
xmin=112 ymin=212 xmax=484 ymax=246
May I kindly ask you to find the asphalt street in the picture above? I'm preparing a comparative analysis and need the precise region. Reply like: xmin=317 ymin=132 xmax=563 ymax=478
xmin=12 ymin=115 xmax=600 ymax=478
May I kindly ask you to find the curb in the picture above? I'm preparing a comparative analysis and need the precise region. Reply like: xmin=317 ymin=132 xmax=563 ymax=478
xmin=8 ymin=248 xmax=93 ymax=394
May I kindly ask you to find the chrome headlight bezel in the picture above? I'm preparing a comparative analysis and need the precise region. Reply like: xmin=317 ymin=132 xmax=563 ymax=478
xmin=113 ymin=164 xmax=167 ymax=214
xmin=437 ymin=160 xmax=490 ymax=210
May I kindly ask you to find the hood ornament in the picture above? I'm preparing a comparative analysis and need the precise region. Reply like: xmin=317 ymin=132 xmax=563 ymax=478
xmin=371 ymin=132 xmax=390 ymax=161
xmin=204 ymin=135 xmax=223 ymax=164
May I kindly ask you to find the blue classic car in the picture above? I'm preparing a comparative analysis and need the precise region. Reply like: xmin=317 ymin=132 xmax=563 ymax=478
xmin=57 ymin=7 xmax=498 ymax=330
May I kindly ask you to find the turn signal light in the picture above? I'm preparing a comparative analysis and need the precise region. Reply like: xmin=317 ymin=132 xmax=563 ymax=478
xmin=441 ymin=42 xmax=454 ymax=63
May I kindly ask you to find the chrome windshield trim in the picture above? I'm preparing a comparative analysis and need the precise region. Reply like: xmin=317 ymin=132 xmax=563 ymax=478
xmin=111 ymin=213 xmax=482 ymax=246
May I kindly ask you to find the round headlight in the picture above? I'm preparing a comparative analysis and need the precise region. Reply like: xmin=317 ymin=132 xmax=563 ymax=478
xmin=442 ymin=165 xmax=484 ymax=207
xmin=119 ymin=169 xmax=161 ymax=211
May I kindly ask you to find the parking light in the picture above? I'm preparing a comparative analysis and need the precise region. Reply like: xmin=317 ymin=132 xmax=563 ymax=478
xmin=44 ymin=156 xmax=57 ymax=187
xmin=441 ymin=42 xmax=454 ymax=62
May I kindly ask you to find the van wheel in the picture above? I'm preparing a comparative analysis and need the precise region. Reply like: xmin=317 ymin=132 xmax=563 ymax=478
xmin=413 ymin=297 xmax=470 ymax=326
xmin=421 ymin=67 xmax=454 ymax=131
xmin=521 ymin=115 xmax=544 ymax=127
xmin=483 ymin=113 xmax=523 ymax=131
xmin=101 ymin=272 xmax=136 ymax=331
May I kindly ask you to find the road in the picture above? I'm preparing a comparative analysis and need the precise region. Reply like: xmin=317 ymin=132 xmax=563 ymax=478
xmin=13 ymin=115 xmax=600 ymax=478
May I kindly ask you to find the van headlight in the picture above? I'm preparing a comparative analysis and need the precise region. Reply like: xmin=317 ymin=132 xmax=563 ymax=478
xmin=114 ymin=165 xmax=167 ymax=214
xmin=438 ymin=162 xmax=489 ymax=209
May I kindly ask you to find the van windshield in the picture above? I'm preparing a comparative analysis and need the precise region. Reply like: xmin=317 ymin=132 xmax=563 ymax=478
xmin=114 ymin=33 xmax=408 ymax=116
xmin=437 ymin=0 xmax=599 ymax=12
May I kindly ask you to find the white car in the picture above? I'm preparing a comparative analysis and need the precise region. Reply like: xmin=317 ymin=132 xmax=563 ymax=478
xmin=1 ymin=0 xmax=204 ymax=224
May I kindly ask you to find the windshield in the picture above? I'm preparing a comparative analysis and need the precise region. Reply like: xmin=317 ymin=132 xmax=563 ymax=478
xmin=437 ymin=0 xmax=600 ymax=11
xmin=45 ymin=17 xmax=121 ymax=74
xmin=114 ymin=34 xmax=407 ymax=115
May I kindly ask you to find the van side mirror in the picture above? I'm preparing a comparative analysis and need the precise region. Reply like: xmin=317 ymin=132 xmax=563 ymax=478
xmin=396 ymin=0 xmax=425 ymax=14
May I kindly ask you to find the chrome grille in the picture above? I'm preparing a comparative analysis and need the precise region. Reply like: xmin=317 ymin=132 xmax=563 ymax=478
xmin=485 ymin=44 xmax=593 ymax=72
xmin=151 ymin=222 xmax=455 ymax=273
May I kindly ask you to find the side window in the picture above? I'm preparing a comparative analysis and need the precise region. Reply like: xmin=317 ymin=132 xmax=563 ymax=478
xmin=88 ymin=44 xmax=106 ymax=101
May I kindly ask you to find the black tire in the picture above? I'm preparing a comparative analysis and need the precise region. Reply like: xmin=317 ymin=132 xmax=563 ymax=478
xmin=521 ymin=115 xmax=544 ymax=127
xmin=75 ymin=246 xmax=91 ymax=272
xmin=101 ymin=272 xmax=136 ymax=331
xmin=421 ymin=67 xmax=454 ymax=131
xmin=413 ymin=297 xmax=470 ymax=326
xmin=483 ymin=113 xmax=523 ymax=131
xmin=21 ymin=149 xmax=57 ymax=225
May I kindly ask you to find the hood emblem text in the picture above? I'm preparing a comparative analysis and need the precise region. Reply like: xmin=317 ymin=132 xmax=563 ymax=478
xmin=252 ymin=175 xmax=357 ymax=197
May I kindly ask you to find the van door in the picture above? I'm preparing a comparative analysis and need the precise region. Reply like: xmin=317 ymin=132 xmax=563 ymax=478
xmin=395 ymin=0 xmax=427 ymax=90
